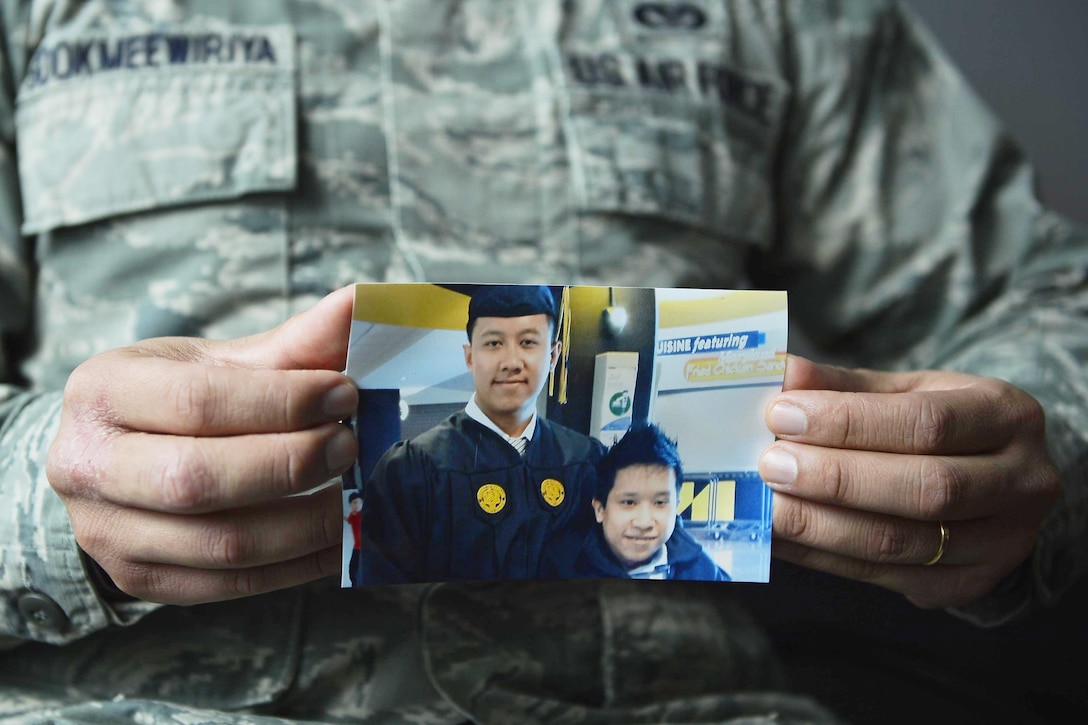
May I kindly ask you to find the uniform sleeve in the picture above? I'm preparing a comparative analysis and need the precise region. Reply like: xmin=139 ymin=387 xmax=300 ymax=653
xmin=0 ymin=16 xmax=160 ymax=650
xmin=760 ymin=0 xmax=1088 ymax=625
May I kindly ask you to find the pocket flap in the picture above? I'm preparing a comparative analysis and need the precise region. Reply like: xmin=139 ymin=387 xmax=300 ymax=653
xmin=15 ymin=24 xmax=298 ymax=234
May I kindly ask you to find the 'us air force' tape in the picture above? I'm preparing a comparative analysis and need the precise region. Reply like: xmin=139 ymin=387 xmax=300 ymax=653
xmin=564 ymin=52 xmax=777 ymax=127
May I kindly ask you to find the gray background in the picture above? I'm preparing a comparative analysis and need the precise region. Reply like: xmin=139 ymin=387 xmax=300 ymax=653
xmin=907 ymin=0 xmax=1087 ymax=224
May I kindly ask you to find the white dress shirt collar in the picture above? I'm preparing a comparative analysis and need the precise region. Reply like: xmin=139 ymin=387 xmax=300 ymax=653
xmin=465 ymin=394 xmax=538 ymax=453
xmin=626 ymin=544 xmax=670 ymax=580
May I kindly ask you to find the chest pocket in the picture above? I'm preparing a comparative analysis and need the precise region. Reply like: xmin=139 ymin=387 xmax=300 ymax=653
xmin=570 ymin=77 xmax=784 ymax=239
xmin=14 ymin=23 xmax=298 ymax=235
xmin=559 ymin=44 xmax=790 ymax=285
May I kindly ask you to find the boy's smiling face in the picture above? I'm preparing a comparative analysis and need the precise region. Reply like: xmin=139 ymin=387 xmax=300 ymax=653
xmin=593 ymin=463 xmax=677 ymax=569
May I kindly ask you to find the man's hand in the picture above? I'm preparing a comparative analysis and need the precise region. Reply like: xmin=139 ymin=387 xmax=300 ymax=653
xmin=47 ymin=287 xmax=360 ymax=605
xmin=759 ymin=355 xmax=1060 ymax=609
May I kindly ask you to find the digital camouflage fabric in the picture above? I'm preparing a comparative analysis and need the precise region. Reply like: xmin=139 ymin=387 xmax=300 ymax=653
xmin=1 ymin=1 xmax=1086 ymax=723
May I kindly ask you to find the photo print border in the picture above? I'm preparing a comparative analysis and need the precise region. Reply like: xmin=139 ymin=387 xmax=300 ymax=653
xmin=340 ymin=283 xmax=787 ymax=587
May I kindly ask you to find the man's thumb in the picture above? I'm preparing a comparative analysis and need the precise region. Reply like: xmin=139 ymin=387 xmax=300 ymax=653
xmin=223 ymin=285 xmax=357 ymax=372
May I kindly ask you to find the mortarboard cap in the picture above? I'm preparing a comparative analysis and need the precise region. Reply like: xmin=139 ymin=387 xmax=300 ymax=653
xmin=467 ymin=285 xmax=558 ymax=339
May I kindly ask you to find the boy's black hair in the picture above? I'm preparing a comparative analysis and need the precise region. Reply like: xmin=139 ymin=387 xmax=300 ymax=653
xmin=595 ymin=423 xmax=683 ymax=505
xmin=348 ymin=491 xmax=362 ymax=503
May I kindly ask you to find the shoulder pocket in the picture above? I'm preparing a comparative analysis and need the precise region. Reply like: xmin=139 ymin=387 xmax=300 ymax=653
xmin=14 ymin=24 xmax=297 ymax=234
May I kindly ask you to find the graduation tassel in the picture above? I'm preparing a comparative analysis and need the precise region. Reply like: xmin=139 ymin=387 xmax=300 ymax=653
xmin=559 ymin=285 xmax=571 ymax=404
xmin=549 ymin=285 xmax=572 ymax=404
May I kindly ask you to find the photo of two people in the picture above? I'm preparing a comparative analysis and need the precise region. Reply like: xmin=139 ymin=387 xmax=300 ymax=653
xmin=341 ymin=283 xmax=788 ymax=587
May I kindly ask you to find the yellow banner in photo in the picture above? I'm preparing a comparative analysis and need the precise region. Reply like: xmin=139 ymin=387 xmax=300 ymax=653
xmin=658 ymin=290 xmax=787 ymax=329
xmin=353 ymin=284 xmax=470 ymax=331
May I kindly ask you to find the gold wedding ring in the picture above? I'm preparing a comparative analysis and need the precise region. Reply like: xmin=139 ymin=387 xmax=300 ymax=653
xmin=923 ymin=520 xmax=950 ymax=566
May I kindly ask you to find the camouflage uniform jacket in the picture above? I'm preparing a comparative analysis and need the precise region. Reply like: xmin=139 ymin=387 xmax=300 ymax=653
xmin=1 ymin=1 xmax=1086 ymax=723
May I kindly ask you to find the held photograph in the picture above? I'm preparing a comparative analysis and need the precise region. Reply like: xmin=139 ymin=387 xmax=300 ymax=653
xmin=341 ymin=283 xmax=788 ymax=587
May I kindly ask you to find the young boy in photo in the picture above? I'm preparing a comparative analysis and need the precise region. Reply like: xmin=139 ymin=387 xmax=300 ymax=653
xmin=564 ymin=424 xmax=730 ymax=582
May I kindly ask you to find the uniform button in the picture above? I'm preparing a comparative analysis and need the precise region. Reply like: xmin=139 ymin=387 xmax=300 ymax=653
xmin=17 ymin=592 xmax=69 ymax=632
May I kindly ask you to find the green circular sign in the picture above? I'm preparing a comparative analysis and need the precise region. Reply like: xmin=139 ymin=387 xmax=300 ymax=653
xmin=609 ymin=390 xmax=632 ymax=416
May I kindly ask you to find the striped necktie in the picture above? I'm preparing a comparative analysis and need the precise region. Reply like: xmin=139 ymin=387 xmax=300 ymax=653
xmin=511 ymin=437 xmax=528 ymax=456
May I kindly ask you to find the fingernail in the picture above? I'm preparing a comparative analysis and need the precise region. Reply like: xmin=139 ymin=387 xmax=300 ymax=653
xmin=323 ymin=383 xmax=358 ymax=420
xmin=760 ymin=447 xmax=798 ymax=486
xmin=769 ymin=403 xmax=807 ymax=436
xmin=326 ymin=427 xmax=358 ymax=474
